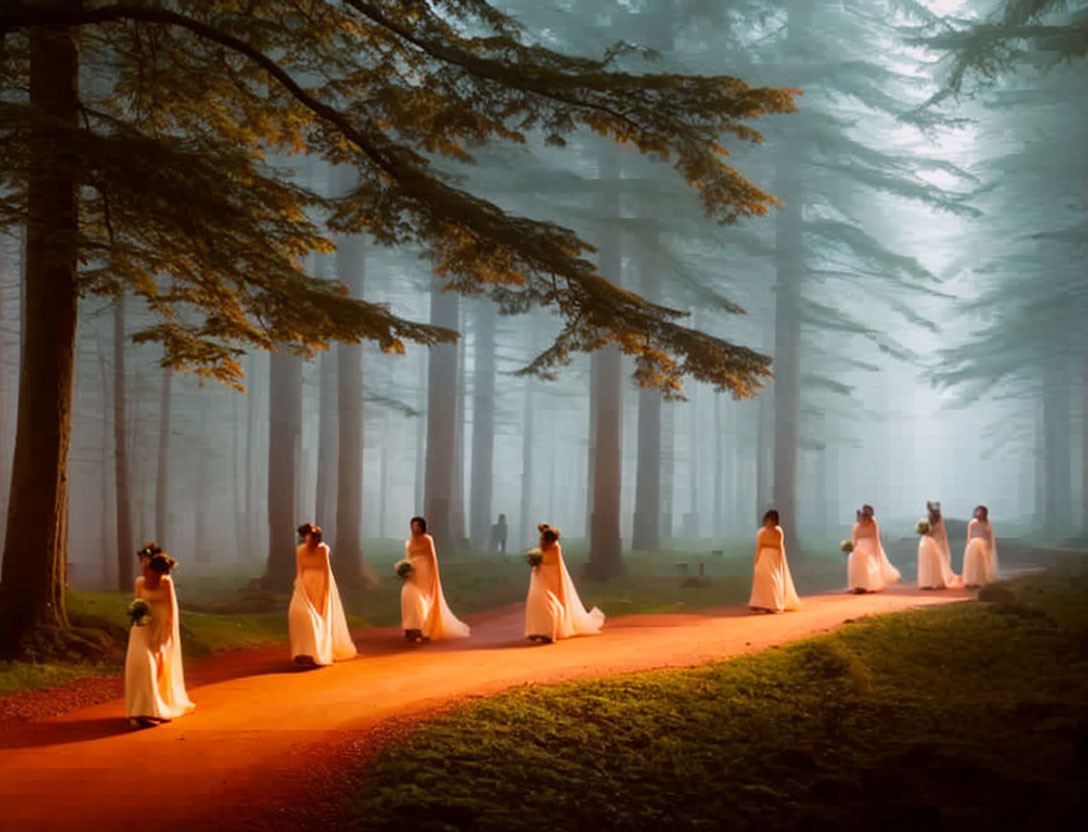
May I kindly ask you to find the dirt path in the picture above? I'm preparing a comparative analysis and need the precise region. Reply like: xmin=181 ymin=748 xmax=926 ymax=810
xmin=0 ymin=583 xmax=974 ymax=830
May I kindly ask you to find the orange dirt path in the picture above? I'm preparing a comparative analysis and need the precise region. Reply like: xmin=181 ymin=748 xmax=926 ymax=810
xmin=0 ymin=583 xmax=973 ymax=830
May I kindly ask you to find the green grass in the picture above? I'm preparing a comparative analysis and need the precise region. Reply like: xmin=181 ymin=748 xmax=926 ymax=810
xmin=0 ymin=661 xmax=113 ymax=698
xmin=346 ymin=568 xmax=1088 ymax=831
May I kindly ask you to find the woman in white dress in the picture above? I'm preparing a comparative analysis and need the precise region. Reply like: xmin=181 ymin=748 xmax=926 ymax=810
xmin=748 ymin=509 xmax=801 ymax=613
xmin=289 ymin=523 xmax=356 ymax=667
xmin=962 ymin=505 xmax=998 ymax=588
xmin=400 ymin=516 xmax=470 ymax=643
xmin=849 ymin=505 xmax=900 ymax=593
xmin=525 ymin=524 xmax=605 ymax=643
xmin=916 ymin=517 xmax=945 ymax=589
xmin=125 ymin=545 xmax=195 ymax=727
xmin=925 ymin=501 xmax=962 ymax=589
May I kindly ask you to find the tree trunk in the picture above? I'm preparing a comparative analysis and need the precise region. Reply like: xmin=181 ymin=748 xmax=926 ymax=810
xmin=1042 ymin=346 xmax=1072 ymax=533
xmin=519 ymin=373 xmax=535 ymax=550
xmin=113 ymin=298 xmax=134 ymax=588
xmin=263 ymin=349 xmax=302 ymax=590
xmin=424 ymin=283 xmax=459 ymax=558
xmin=315 ymin=349 xmax=338 ymax=542
xmin=245 ymin=353 xmax=265 ymax=557
xmin=661 ymin=402 xmax=675 ymax=542
xmin=1083 ymin=344 xmax=1088 ymax=535
xmin=451 ymin=334 xmax=467 ymax=549
xmin=334 ymin=229 xmax=365 ymax=587
xmin=469 ymin=302 xmax=496 ymax=550
xmin=770 ymin=0 xmax=810 ymax=556
xmin=588 ymin=146 xmax=624 ymax=578
xmin=632 ymin=244 xmax=662 ymax=552
xmin=0 ymin=6 xmax=81 ymax=654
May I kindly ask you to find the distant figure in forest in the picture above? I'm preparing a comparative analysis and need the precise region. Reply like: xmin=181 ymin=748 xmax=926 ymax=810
xmin=963 ymin=505 xmax=998 ymax=588
xmin=748 ymin=509 xmax=800 ymax=613
xmin=288 ymin=523 xmax=356 ymax=667
xmin=848 ymin=505 xmax=901 ymax=593
xmin=489 ymin=513 xmax=508 ymax=553
xmin=125 ymin=543 xmax=194 ymax=728
xmin=399 ymin=516 xmax=471 ymax=643
xmin=524 ymin=523 xmax=604 ymax=643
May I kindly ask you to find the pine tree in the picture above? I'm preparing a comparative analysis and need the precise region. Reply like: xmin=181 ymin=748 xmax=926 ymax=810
xmin=0 ymin=0 xmax=795 ymax=654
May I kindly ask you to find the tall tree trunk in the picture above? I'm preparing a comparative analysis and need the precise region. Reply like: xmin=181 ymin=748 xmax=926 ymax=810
xmin=97 ymin=331 xmax=114 ymax=586
xmin=263 ymin=349 xmax=302 ymax=590
xmin=113 ymin=298 xmax=134 ymax=588
xmin=414 ymin=349 xmax=427 ymax=513
xmin=193 ymin=402 xmax=210 ymax=563
xmin=0 ymin=243 xmax=11 ymax=551
xmin=469 ymin=302 xmax=496 ymax=550
xmin=334 ymin=229 xmax=365 ymax=587
xmin=588 ymin=146 xmax=624 ymax=579
xmin=661 ymin=402 xmax=675 ymax=542
xmin=0 ymin=6 xmax=81 ymax=653
xmin=315 ymin=349 xmax=338 ymax=542
xmin=424 ymin=283 xmax=459 ymax=558
xmin=451 ymin=334 xmax=467 ymax=548
xmin=713 ymin=394 xmax=726 ymax=538
xmin=770 ymin=0 xmax=810 ymax=556
xmin=632 ymin=239 xmax=662 ymax=552
xmin=1043 ymin=346 xmax=1072 ymax=533
xmin=1082 ymin=344 xmax=1088 ymax=535
xmin=245 ymin=353 xmax=265 ymax=557
xmin=519 ymin=373 xmax=535 ymax=550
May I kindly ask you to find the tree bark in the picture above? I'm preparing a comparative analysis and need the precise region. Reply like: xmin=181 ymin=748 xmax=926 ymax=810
xmin=587 ymin=146 xmax=625 ymax=578
xmin=424 ymin=282 xmax=459 ymax=558
xmin=770 ymin=0 xmax=810 ymax=556
xmin=315 ymin=349 xmax=338 ymax=542
xmin=1042 ymin=345 xmax=1072 ymax=532
xmin=469 ymin=302 xmax=496 ymax=550
xmin=519 ymin=372 xmax=535 ymax=550
xmin=113 ymin=298 xmax=134 ymax=588
xmin=263 ymin=348 xmax=302 ymax=590
xmin=632 ymin=241 xmax=662 ymax=552
xmin=0 ymin=4 xmax=81 ymax=654
xmin=334 ymin=229 xmax=365 ymax=586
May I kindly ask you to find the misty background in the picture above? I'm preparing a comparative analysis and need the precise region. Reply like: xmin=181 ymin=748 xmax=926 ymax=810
xmin=0 ymin=0 xmax=1082 ymax=589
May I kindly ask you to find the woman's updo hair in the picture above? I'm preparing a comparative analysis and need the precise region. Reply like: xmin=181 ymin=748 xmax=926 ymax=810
xmin=297 ymin=522 xmax=322 ymax=542
xmin=538 ymin=523 xmax=560 ymax=543
xmin=861 ymin=504 xmax=875 ymax=519
xmin=762 ymin=509 xmax=780 ymax=525
xmin=974 ymin=505 xmax=989 ymax=520
xmin=137 ymin=541 xmax=162 ymax=560
xmin=148 ymin=552 xmax=176 ymax=575
xmin=410 ymin=516 xmax=427 ymax=534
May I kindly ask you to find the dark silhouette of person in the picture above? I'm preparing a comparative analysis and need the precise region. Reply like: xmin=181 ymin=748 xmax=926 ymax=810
xmin=489 ymin=513 xmax=508 ymax=553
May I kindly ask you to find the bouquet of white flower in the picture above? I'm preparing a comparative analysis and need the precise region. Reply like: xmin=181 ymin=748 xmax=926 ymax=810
xmin=840 ymin=540 xmax=854 ymax=554
xmin=127 ymin=598 xmax=151 ymax=627
xmin=395 ymin=559 xmax=415 ymax=580
xmin=526 ymin=549 xmax=543 ymax=568
xmin=916 ymin=519 xmax=930 ymax=535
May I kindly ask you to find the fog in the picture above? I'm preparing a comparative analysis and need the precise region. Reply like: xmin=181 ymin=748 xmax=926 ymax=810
xmin=0 ymin=0 xmax=1083 ymax=588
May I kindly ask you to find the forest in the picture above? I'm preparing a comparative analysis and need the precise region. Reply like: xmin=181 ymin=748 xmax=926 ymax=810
xmin=0 ymin=0 xmax=1085 ymax=652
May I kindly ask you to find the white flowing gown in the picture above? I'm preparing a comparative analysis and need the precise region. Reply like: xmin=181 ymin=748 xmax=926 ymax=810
xmin=917 ymin=534 xmax=945 ymax=588
xmin=400 ymin=533 xmax=470 ymax=640
xmin=748 ymin=525 xmax=801 ymax=612
xmin=849 ymin=518 xmax=899 ymax=592
xmin=288 ymin=542 xmax=357 ymax=665
xmin=124 ymin=575 xmax=195 ymax=721
xmin=962 ymin=519 xmax=998 ymax=587
xmin=930 ymin=518 xmax=963 ymax=589
xmin=525 ymin=543 xmax=605 ymax=641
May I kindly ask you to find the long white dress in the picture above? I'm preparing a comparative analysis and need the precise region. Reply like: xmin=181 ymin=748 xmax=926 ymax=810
xmin=748 ymin=525 xmax=801 ymax=612
xmin=124 ymin=575 xmax=195 ymax=721
xmin=848 ymin=518 xmax=899 ymax=592
xmin=400 ymin=533 xmax=470 ymax=640
xmin=525 ymin=542 xmax=605 ymax=641
xmin=288 ymin=542 xmax=357 ymax=665
xmin=917 ymin=534 xmax=945 ymax=588
xmin=962 ymin=519 xmax=998 ymax=587
xmin=930 ymin=517 xmax=963 ymax=589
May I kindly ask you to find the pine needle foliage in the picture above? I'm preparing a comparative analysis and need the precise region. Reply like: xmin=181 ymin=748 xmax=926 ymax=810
xmin=0 ymin=0 xmax=800 ymax=396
